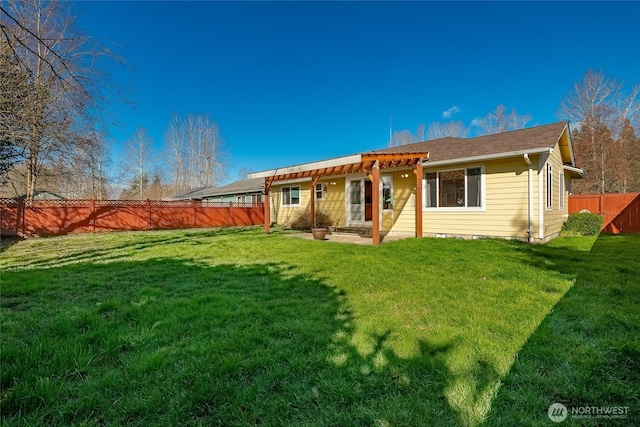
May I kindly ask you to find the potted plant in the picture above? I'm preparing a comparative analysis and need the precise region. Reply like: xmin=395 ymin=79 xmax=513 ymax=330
xmin=311 ymin=227 xmax=328 ymax=240
xmin=311 ymin=211 xmax=333 ymax=240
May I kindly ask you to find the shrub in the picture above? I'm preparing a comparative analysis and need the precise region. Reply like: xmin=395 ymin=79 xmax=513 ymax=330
xmin=561 ymin=212 xmax=604 ymax=236
xmin=289 ymin=210 xmax=334 ymax=231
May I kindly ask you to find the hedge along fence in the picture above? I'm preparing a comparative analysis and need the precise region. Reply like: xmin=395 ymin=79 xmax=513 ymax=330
xmin=0 ymin=199 xmax=265 ymax=237
xmin=569 ymin=193 xmax=640 ymax=234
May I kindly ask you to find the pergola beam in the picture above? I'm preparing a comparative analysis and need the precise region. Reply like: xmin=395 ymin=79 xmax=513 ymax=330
xmin=264 ymin=151 xmax=428 ymax=243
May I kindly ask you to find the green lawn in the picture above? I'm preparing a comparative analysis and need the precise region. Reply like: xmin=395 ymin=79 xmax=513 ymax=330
xmin=1 ymin=228 xmax=638 ymax=426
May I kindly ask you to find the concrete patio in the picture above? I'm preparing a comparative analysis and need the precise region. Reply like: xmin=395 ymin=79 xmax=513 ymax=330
xmin=284 ymin=231 xmax=404 ymax=245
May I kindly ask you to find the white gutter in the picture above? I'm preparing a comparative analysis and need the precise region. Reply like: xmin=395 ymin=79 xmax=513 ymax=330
xmin=538 ymin=155 xmax=545 ymax=240
xmin=563 ymin=165 xmax=587 ymax=179
xmin=421 ymin=147 xmax=553 ymax=167
xmin=524 ymin=154 xmax=534 ymax=243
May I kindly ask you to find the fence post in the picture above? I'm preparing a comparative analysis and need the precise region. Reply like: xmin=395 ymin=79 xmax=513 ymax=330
xmin=90 ymin=199 xmax=96 ymax=233
xmin=16 ymin=197 xmax=24 ymax=237
xmin=193 ymin=199 xmax=197 ymax=227
xmin=147 ymin=199 xmax=152 ymax=230
xmin=230 ymin=201 xmax=234 ymax=226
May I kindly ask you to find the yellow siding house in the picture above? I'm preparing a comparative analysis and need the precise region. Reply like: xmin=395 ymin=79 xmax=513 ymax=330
xmin=250 ymin=122 xmax=585 ymax=245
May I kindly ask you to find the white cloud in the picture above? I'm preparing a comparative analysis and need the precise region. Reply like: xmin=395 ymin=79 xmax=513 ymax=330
xmin=442 ymin=105 xmax=461 ymax=119
xmin=470 ymin=117 xmax=482 ymax=127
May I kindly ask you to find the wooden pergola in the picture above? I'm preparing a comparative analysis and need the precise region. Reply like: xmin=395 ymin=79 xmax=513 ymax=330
xmin=263 ymin=151 xmax=429 ymax=245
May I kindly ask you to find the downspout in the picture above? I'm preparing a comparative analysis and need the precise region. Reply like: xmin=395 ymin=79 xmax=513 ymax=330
xmin=524 ymin=154 xmax=534 ymax=243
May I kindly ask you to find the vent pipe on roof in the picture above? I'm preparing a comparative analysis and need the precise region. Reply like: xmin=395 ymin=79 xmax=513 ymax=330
xmin=524 ymin=154 xmax=534 ymax=243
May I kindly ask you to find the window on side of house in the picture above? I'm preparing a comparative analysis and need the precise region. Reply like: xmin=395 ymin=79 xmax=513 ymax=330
xmin=251 ymin=193 xmax=262 ymax=204
xmin=546 ymin=163 xmax=553 ymax=210
xmin=559 ymin=172 xmax=565 ymax=211
xmin=236 ymin=195 xmax=245 ymax=204
xmin=315 ymin=183 xmax=323 ymax=201
xmin=382 ymin=175 xmax=393 ymax=210
xmin=424 ymin=167 xmax=483 ymax=209
xmin=282 ymin=186 xmax=300 ymax=207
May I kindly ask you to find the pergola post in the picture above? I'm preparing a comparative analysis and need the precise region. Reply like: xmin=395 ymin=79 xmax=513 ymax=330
xmin=310 ymin=176 xmax=319 ymax=228
xmin=414 ymin=159 xmax=423 ymax=238
xmin=264 ymin=178 xmax=271 ymax=233
xmin=372 ymin=160 xmax=380 ymax=246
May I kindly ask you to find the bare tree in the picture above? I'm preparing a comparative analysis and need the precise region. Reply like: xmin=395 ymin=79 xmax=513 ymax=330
xmin=559 ymin=69 xmax=640 ymax=193
xmin=473 ymin=105 xmax=532 ymax=136
xmin=164 ymin=113 xmax=226 ymax=191
xmin=237 ymin=167 xmax=252 ymax=180
xmin=0 ymin=39 xmax=28 ymax=183
xmin=124 ymin=127 xmax=154 ymax=200
xmin=426 ymin=121 xmax=468 ymax=140
xmin=0 ymin=0 xmax=119 ymax=199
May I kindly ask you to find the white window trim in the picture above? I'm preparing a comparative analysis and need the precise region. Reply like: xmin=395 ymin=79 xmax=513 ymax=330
xmin=422 ymin=165 xmax=486 ymax=212
xmin=315 ymin=182 xmax=324 ymax=201
xmin=546 ymin=162 xmax=553 ymax=211
xmin=281 ymin=186 xmax=301 ymax=207
xmin=559 ymin=171 xmax=565 ymax=211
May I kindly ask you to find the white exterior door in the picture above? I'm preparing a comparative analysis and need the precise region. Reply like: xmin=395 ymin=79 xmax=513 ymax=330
xmin=347 ymin=179 xmax=364 ymax=224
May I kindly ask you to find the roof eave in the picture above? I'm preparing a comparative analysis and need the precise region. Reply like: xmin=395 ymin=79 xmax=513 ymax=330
xmin=422 ymin=147 xmax=553 ymax=167
xmin=248 ymin=154 xmax=362 ymax=179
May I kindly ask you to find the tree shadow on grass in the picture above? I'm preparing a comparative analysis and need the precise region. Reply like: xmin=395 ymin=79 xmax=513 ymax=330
xmin=2 ymin=257 xmax=462 ymax=426
xmin=2 ymin=226 xmax=266 ymax=271
xmin=0 ymin=236 xmax=20 ymax=254
xmin=485 ymin=235 xmax=640 ymax=426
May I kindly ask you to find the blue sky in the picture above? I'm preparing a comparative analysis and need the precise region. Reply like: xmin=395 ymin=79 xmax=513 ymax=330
xmin=73 ymin=1 xmax=640 ymax=183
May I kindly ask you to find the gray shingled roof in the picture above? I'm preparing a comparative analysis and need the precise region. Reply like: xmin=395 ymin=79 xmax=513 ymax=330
xmin=370 ymin=121 xmax=569 ymax=164
xmin=165 ymin=178 xmax=264 ymax=200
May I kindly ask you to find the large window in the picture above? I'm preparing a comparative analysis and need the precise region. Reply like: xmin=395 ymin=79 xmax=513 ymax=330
xmin=424 ymin=167 xmax=482 ymax=209
xmin=546 ymin=163 xmax=553 ymax=210
xmin=282 ymin=186 xmax=300 ymax=206
xmin=382 ymin=175 xmax=393 ymax=210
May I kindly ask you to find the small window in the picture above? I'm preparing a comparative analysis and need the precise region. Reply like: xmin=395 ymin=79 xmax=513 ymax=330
xmin=315 ymin=183 xmax=323 ymax=201
xmin=282 ymin=186 xmax=300 ymax=207
xmin=559 ymin=172 xmax=565 ymax=211
xmin=236 ymin=195 xmax=245 ymax=204
xmin=546 ymin=163 xmax=553 ymax=210
xmin=382 ymin=175 xmax=393 ymax=210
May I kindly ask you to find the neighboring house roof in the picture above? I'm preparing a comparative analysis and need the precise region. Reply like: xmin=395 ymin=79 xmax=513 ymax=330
xmin=165 ymin=178 xmax=264 ymax=200
xmin=166 ymin=186 xmax=208 ymax=200
xmin=370 ymin=121 xmax=573 ymax=166
xmin=19 ymin=190 xmax=65 ymax=200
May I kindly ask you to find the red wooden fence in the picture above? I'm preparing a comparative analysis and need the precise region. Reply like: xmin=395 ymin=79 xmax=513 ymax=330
xmin=0 ymin=199 xmax=264 ymax=237
xmin=568 ymin=193 xmax=640 ymax=234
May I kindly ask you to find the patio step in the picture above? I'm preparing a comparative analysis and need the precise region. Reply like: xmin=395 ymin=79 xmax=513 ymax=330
xmin=332 ymin=227 xmax=372 ymax=238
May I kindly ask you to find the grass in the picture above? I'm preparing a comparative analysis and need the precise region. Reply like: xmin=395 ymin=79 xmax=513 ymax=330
xmin=0 ymin=227 xmax=638 ymax=426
